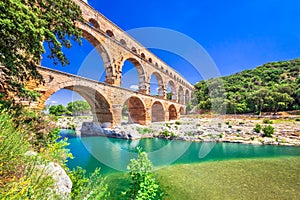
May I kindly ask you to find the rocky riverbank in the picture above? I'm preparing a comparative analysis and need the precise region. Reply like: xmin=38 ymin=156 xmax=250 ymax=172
xmin=57 ymin=115 xmax=300 ymax=146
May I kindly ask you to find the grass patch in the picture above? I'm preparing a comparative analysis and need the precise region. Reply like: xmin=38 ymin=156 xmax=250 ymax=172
xmin=106 ymin=157 xmax=300 ymax=199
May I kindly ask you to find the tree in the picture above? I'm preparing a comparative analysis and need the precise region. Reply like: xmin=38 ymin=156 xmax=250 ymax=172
xmin=67 ymin=100 xmax=91 ymax=116
xmin=122 ymin=147 xmax=163 ymax=200
xmin=49 ymin=104 xmax=68 ymax=116
xmin=0 ymin=0 xmax=82 ymax=101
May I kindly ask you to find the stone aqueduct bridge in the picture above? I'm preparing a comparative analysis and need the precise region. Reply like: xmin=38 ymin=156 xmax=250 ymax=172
xmin=32 ymin=0 xmax=194 ymax=126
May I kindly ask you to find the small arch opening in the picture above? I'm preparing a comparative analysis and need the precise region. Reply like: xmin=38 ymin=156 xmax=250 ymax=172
xmin=131 ymin=47 xmax=137 ymax=53
xmin=106 ymin=30 xmax=114 ymax=38
xmin=120 ymin=39 xmax=126 ymax=46
xmin=88 ymin=18 xmax=100 ymax=29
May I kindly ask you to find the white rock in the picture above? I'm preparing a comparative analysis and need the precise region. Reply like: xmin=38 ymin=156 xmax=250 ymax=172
xmin=42 ymin=162 xmax=72 ymax=196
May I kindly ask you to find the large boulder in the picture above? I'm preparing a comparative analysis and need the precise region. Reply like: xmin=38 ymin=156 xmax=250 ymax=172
xmin=43 ymin=162 xmax=72 ymax=196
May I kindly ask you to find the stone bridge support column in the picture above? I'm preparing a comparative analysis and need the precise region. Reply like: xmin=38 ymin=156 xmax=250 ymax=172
xmin=139 ymin=81 xmax=150 ymax=95
xmin=105 ymin=63 xmax=122 ymax=86
xmin=112 ymin=104 xmax=122 ymax=126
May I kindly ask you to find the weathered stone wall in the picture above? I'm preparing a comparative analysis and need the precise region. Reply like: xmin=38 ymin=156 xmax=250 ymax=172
xmin=31 ymin=67 xmax=184 ymax=126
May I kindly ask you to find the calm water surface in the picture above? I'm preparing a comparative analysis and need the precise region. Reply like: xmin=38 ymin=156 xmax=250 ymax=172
xmin=60 ymin=130 xmax=300 ymax=175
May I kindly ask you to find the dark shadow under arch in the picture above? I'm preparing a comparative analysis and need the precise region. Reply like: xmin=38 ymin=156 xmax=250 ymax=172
xmin=168 ymin=104 xmax=177 ymax=120
xmin=42 ymin=83 xmax=113 ymax=124
xmin=151 ymin=101 xmax=165 ymax=122
xmin=125 ymin=96 xmax=146 ymax=125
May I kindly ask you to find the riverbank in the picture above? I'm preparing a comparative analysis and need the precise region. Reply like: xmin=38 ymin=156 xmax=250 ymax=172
xmin=106 ymin=156 xmax=300 ymax=199
xmin=57 ymin=114 xmax=300 ymax=146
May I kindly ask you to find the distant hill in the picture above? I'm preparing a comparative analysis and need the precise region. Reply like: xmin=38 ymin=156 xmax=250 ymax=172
xmin=193 ymin=58 xmax=300 ymax=114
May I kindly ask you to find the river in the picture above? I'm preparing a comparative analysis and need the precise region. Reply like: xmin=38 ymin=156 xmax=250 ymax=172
xmin=60 ymin=129 xmax=300 ymax=175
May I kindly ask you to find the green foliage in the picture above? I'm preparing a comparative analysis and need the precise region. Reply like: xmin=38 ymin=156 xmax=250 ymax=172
xmin=262 ymin=125 xmax=275 ymax=137
xmin=193 ymin=59 xmax=300 ymax=114
xmin=175 ymin=121 xmax=182 ymax=125
xmin=254 ymin=123 xmax=262 ymax=133
xmin=137 ymin=127 xmax=153 ymax=135
xmin=0 ymin=110 xmax=67 ymax=199
xmin=49 ymin=104 xmax=70 ymax=116
xmin=69 ymin=167 xmax=109 ymax=200
xmin=122 ymin=147 xmax=163 ymax=200
xmin=295 ymin=118 xmax=300 ymax=121
xmin=0 ymin=0 xmax=82 ymax=101
xmin=166 ymin=92 xmax=172 ymax=100
xmin=67 ymin=101 xmax=91 ymax=116
xmin=164 ymin=123 xmax=171 ymax=128
xmin=263 ymin=119 xmax=273 ymax=124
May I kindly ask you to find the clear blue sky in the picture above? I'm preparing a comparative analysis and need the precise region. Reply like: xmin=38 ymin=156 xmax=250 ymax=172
xmin=42 ymin=0 xmax=300 ymax=106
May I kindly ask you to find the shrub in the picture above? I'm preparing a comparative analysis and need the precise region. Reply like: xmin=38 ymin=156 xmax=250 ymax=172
xmin=137 ymin=127 xmax=153 ymax=135
xmin=253 ymin=123 xmax=262 ymax=133
xmin=69 ymin=167 xmax=109 ymax=199
xmin=263 ymin=119 xmax=273 ymax=124
xmin=295 ymin=118 xmax=300 ymax=122
xmin=262 ymin=125 xmax=274 ymax=137
xmin=239 ymin=122 xmax=245 ymax=125
xmin=122 ymin=147 xmax=163 ymax=200
xmin=228 ymin=125 xmax=232 ymax=128
xmin=175 ymin=121 xmax=181 ymax=125
xmin=225 ymin=121 xmax=230 ymax=125
xmin=0 ymin=110 xmax=59 ymax=199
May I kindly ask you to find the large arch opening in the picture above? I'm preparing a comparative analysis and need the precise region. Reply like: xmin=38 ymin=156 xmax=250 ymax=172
xmin=178 ymin=86 xmax=184 ymax=104
xmin=168 ymin=104 xmax=178 ymax=120
xmin=122 ymin=96 xmax=146 ymax=125
xmin=166 ymin=80 xmax=177 ymax=101
xmin=185 ymin=90 xmax=190 ymax=104
xmin=151 ymin=101 xmax=165 ymax=122
xmin=43 ymin=83 xmax=113 ymax=125
xmin=121 ymin=58 xmax=146 ymax=93
xmin=149 ymin=72 xmax=164 ymax=97
xmin=41 ymin=26 xmax=110 ymax=84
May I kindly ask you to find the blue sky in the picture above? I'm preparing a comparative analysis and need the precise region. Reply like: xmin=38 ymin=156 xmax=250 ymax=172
xmin=42 ymin=0 xmax=300 ymax=106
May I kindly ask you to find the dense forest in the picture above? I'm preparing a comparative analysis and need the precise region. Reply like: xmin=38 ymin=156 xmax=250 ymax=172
xmin=193 ymin=58 xmax=300 ymax=114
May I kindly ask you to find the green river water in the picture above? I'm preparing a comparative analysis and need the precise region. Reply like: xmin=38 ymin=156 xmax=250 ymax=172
xmin=60 ymin=130 xmax=300 ymax=175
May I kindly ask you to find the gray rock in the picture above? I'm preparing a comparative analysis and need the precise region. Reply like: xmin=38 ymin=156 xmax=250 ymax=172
xmin=39 ymin=162 xmax=72 ymax=197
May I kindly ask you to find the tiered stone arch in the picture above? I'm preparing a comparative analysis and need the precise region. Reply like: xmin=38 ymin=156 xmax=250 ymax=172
xmin=168 ymin=104 xmax=178 ymax=120
xmin=185 ymin=89 xmax=190 ymax=104
xmin=119 ymin=56 xmax=147 ymax=93
xmin=166 ymin=80 xmax=177 ymax=101
xmin=124 ymin=96 xmax=147 ymax=125
xmin=151 ymin=101 xmax=165 ymax=122
xmin=178 ymin=86 xmax=184 ymax=104
xmin=37 ymin=80 xmax=113 ymax=124
xmin=149 ymin=71 xmax=164 ymax=97
xmin=77 ymin=23 xmax=116 ymax=85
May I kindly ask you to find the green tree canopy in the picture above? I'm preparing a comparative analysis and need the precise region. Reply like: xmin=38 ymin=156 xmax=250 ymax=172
xmin=0 ymin=0 xmax=82 ymax=101
xmin=193 ymin=58 xmax=300 ymax=114
xmin=67 ymin=100 xmax=91 ymax=116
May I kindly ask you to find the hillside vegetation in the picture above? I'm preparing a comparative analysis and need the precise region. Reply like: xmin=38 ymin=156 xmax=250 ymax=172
xmin=193 ymin=58 xmax=300 ymax=114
